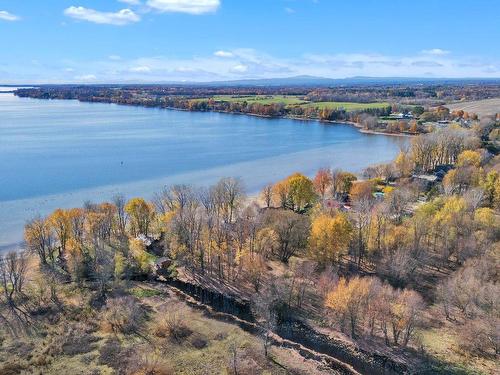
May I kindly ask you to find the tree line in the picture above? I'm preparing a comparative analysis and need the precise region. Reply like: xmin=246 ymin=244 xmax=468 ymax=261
xmin=2 ymin=124 xmax=498 ymax=364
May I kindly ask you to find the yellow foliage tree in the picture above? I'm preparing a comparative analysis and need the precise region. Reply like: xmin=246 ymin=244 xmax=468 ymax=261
xmin=324 ymin=277 xmax=372 ymax=338
xmin=48 ymin=208 xmax=71 ymax=260
xmin=474 ymin=207 xmax=497 ymax=229
xmin=457 ymin=150 xmax=481 ymax=168
xmin=309 ymin=213 xmax=352 ymax=265
xmin=272 ymin=173 xmax=316 ymax=211
xmin=394 ymin=151 xmax=414 ymax=177
xmin=349 ymin=180 xmax=374 ymax=202
xmin=254 ymin=227 xmax=279 ymax=258
xmin=272 ymin=180 xmax=290 ymax=209
xmin=481 ymin=171 xmax=499 ymax=207
xmin=129 ymin=238 xmax=151 ymax=273
xmin=287 ymin=173 xmax=316 ymax=211
xmin=125 ymin=198 xmax=155 ymax=237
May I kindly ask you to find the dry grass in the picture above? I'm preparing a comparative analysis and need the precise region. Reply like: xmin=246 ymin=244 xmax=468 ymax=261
xmin=446 ymin=98 xmax=500 ymax=118
xmin=419 ymin=326 xmax=498 ymax=375
xmin=0 ymin=280 xmax=336 ymax=375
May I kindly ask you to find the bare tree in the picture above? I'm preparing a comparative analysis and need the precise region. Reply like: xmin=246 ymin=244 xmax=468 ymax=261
xmin=25 ymin=216 xmax=54 ymax=265
xmin=253 ymin=283 xmax=279 ymax=357
xmin=260 ymin=184 xmax=273 ymax=208
xmin=0 ymin=252 xmax=31 ymax=335
xmin=112 ymin=194 xmax=128 ymax=235
xmin=262 ymin=210 xmax=309 ymax=263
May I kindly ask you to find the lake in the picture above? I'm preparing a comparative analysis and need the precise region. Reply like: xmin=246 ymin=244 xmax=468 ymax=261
xmin=0 ymin=92 xmax=407 ymax=250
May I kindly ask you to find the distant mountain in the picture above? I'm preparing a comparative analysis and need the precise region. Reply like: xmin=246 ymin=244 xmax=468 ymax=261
xmin=200 ymin=75 xmax=339 ymax=86
xmin=197 ymin=76 xmax=500 ymax=87
xmin=10 ymin=76 xmax=500 ymax=88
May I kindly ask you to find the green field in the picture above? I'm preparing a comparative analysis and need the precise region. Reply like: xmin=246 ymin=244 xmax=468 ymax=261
xmin=301 ymin=101 xmax=391 ymax=111
xmin=208 ymin=94 xmax=307 ymax=105
xmin=192 ymin=95 xmax=390 ymax=111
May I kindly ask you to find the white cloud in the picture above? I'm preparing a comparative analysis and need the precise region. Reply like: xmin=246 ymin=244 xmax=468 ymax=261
xmin=74 ymin=74 xmax=97 ymax=81
xmin=108 ymin=55 xmax=122 ymax=60
xmin=146 ymin=0 xmax=220 ymax=14
xmin=231 ymin=64 xmax=248 ymax=73
xmin=0 ymin=10 xmax=20 ymax=21
xmin=129 ymin=66 xmax=151 ymax=72
xmin=285 ymin=7 xmax=295 ymax=14
xmin=4 ymin=48 xmax=499 ymax=84
xmin=214 ymin=50 xmax=233 ymax=58
xmin=119 ymin=0 xmax=142 ymax=5
xmin=64 ymin=6 xmax=140 ymax=25
xmin=422 ymin=48 xmax=450 ymax=56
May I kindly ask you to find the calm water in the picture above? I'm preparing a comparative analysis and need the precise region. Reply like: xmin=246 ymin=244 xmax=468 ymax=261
xmin=0 ymin=92 xmax=406 ymax=250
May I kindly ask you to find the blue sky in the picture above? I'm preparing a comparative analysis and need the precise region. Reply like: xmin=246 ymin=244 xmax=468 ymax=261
xmin=1 ymin=0 xmax=499 ymax=83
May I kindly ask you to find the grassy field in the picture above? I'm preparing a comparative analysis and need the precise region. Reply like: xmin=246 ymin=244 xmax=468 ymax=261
xmin=302 ymin=101 xmax=391 ymax=111
xmin=419 ymin=327 xmax=497 ymax=374
xmin=0 ymin=282 xmax=335 ymax=375
xmin=210 ymin=95 xmax=307 ymax=105
xmin=446 ymin=98 xmax=500 ymax=118
xmin=192 ymin=95 xmax=390 ymax=111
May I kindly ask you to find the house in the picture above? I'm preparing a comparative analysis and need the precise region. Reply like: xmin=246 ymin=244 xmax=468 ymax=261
xmin=412 ymin=174 xmax=438 ymax=190
xmin=154 ymin=257 xmax=173 ymax=277
xmin=433 ymin=164 xmax=453 ymax=181
xmin=389 ymin=112 xmax=413 ymax=119
xmin=324 ymin=199 xmax=351 ymax=212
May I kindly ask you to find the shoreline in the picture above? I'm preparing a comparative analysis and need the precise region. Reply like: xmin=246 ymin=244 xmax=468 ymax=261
xmin=14 ymin=92 xmax=415 ymax=138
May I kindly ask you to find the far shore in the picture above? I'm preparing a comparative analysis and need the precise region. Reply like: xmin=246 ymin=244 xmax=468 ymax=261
xmin=13 ymin=91 xmax=415 ymax=138
xmin=161 ymin=105 xmax=416 ymax=138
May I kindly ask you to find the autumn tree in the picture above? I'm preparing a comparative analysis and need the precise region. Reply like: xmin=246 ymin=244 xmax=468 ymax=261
xmin=48 ymin=209 xmax=71 ymax=262
xmin=272 ymin=180 xmax=291 ymax=209
xmin=260 ymin=183 xmax=273 ymax=208
xmin=481 ymin=170 xmax=499 ymax=207
xmin=25 ymin=216 xmax=54 ymax=266
xmin=309 ymin=213 xmax=352 ymax=265
xmin=349 ymin=180 xmax=374 ymax=202
xmin=394 ymin=150 xmax=414 ymax=177
xmin=331 ymin=171 xmax=357 ymax=199
xmin=287 ymin=173 xmax=316 ymax=212
xmin=436 ymin=248 xmax=499 ymax=356
xmin=457 ymin=150 xmax=482 ymax=168
xmin=313 ymin=168 xmax=333 ymax=200
xmin=263 ymin=210 xmax=309 ymax=263
xmin=254 ymin=227 xmax=279 ymax=259
xmin=217 ymin=177 xmax=245 ymax=223
xmin=271 ymin=173 xmax=315 ymax=211
xmin=125 ymin=198 xmax=155 ymax=237
xmin=113 ymin=194 xmax=128 ymax=236
xmin=241 ymin=253 xmax=267 ymax=292
xmin=388 ymin=289 xmax=424 ymax=346
xmin=325 ymin=277 xmax=372 ymax=338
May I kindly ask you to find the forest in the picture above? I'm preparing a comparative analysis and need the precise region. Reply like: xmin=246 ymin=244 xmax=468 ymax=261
xmin=0 ymin=113 xmax=498 ymax=374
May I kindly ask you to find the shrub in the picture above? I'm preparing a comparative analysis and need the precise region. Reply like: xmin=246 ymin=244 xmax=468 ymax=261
xmin=0 ymin=360 xmax=28 ymax=375
xmin=190 ymin=336 xmax=208 ymax=349
xmin=126 ymin=345 xmax=174 ymax=375
xmin=153 ymin=312 xmax=192 ymax=343
xmin=102 ymin=296 xmax=147 ymax=335
xmin=98 ymin=338 xmax=127 ymax=370
xmin=61 ymin=332 xmax=98 ymax=356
